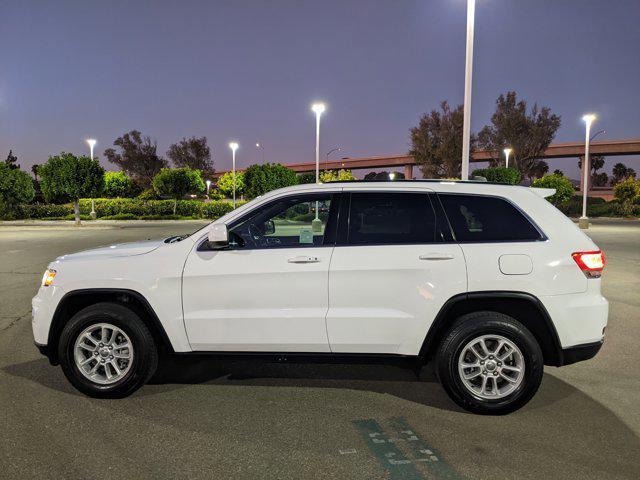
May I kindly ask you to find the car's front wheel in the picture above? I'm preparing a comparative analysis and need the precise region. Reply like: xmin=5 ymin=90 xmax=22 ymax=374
xmin=58 ymin=302 xmax=158 ymax=398
xmin=436 ymin=311 xmax=544 ymax=415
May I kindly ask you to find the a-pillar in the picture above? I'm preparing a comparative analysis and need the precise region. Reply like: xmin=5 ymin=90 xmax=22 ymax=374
xmin=404 ymin=164 xmax=414 ymax=180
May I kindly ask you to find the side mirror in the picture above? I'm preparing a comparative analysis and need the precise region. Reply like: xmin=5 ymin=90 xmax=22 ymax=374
xmin=264 ymin=219 xmax=275 ymax=236
xmin=207 ymin=223 xmax=229 ymax=248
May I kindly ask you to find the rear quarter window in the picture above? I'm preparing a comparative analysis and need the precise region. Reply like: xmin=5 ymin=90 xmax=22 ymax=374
xmin=439 ymin=194 xmax=544 ymax=242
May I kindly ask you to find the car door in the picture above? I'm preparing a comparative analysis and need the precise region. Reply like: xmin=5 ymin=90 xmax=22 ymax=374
xmin=326 ymin=190 xmax=467 ymax=355
xmin=182 ymin=191 xmax=339 ymax=352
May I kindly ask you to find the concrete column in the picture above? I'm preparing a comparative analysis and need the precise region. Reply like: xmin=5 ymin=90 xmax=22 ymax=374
xmin=404 ymin=164 xmax=414 ymax=180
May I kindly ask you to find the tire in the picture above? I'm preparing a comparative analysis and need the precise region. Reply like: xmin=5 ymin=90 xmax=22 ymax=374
xmin=58 ymin=302 xmax=158 ymax=398
xmin=436 ymin=311 xmax=543 ymax=415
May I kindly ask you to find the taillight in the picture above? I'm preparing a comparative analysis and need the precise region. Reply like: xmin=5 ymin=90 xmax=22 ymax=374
xmin=572 ymin=251 xmax=605 ymax=278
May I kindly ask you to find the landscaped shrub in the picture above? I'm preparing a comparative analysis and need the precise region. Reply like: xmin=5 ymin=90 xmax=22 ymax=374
xmin=16 ymin=203 xmax=74 ymax=219
xmin=73 ymin=198 xmax=237 ymax=220
xmin=202 ymin=201 xmax=235 ymax=219
xmin=557 ymin=196 xmax=606 ymax=216
xmin=471 ymin=167 xmax=521 ymax=185
xmin=613 ymin=177 xmax=640 ymax=216
xmin=531 ymin=174 xmax=575 ymax=206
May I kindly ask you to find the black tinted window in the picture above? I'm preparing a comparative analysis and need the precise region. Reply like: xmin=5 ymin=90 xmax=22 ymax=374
xmin=439 ymin=194 xmax=543 ymax=242
xmin=347 ymin=193 xmax=437 ymax=245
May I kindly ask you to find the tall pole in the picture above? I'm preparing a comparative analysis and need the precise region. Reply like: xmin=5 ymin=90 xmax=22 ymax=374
xmin=311 ymin=103 xmax=325 ymax=184
xmin=311 ymin=103 xmax=325 ymax=229
xmin=86 ymin=139 xmax=97 ymax=220
xmin=229 ymin=142 xmax=239 ymax=209
xmin=461 ymin=0 xmax=476 ymax=180
xmin=580 ymin=115 xmax=596 ymax=229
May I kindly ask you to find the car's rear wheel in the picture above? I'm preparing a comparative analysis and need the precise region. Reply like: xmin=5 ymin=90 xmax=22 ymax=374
xmin=58 ymin=302 xmax=158 ymax=398
xmin=436 ymin=311 xmax=543 ymax=415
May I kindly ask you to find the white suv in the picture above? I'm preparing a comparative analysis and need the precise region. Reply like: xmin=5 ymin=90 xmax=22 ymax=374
xmin=32 ymin=181 xmax=608 ymax=414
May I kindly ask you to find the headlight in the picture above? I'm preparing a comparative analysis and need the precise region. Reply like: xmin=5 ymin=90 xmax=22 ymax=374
xmin=42 ymin=269 xmax=56 ymax=287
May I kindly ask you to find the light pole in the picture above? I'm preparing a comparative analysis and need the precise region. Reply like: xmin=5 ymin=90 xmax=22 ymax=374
xmin=503 ymin=148 xmax=512 ymax=168
xmin=325 ymin=147 xmax=340 ymax=171
xmin=255 ymin=142 xmax=265 ymax=163
xmin=461 ymin=0 xmax=476 ymax=180
xmin=205 ymin=179 xmax=211 ymax=198
xmin=311 ymin=103 xmax=326 ymax=184
xmin=579 ymin=114 xmax=597 ymax=229
xmin=86 ymin=139 xmax=97 ymax=219
xmin=311 ymin=103 xmax=326 ymax=231
xmin=229 ymin=142 xmax=239 ymax=208
xmin=389 ymin=172 xmax=396 ymax=181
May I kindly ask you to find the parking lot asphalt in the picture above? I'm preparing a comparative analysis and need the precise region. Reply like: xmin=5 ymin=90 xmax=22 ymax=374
xmin=0 ymin=220 xmax=639 ymax=480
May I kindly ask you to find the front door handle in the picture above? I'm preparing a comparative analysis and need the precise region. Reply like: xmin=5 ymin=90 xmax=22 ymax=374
xmin=419 ymin=253 xmax=455 ymax=261
xmin=288 ymin=255 xmax=321 ymax=264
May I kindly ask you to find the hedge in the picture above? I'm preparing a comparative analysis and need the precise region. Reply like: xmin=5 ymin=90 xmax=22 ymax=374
xmin=4 ymin=199 xmax=241 ymax=220
xmin=471 ymin=167 xmax=521 ymax=185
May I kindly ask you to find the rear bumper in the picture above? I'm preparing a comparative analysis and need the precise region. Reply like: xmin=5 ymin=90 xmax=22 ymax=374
xmin=560 ymin=340 xmax=603 ymax=366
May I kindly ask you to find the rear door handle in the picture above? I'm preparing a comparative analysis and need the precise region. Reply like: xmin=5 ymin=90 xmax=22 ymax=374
xmin=419 ymin=253 xmax=455 ymax=261
xmin=288 ymin=256 xmax=321 ymax=264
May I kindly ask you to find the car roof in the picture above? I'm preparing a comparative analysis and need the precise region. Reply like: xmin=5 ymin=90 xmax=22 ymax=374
xmin=267 ymin=180 xmax=541 ymax=197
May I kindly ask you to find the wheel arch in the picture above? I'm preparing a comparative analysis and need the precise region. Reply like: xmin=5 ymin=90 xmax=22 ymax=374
xmin=420 ymin=291 xmax=563 ymax=367
xmin=46 ymin=288 xmax=175 ymax=365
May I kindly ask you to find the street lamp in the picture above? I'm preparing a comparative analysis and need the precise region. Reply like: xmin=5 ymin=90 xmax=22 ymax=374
xmin=229 ymin=142 xmax=239 ymax=208
xmin=86 ymin=139 xmax=97 ymax=219
xmin=86 ymin=138 xmax=97 ymax=159
xmin=503 ymin=148 xmax=512 ymax=168
xmin=579 ymin=114 xmax=597 ymax=229
xmin=325 ymin=147 xmax=341 ymax=171
xmin=205 ymin=179 xmax=211 ymax=197
xmin=389 ymin=172 xmax=396 ymax=181
xmin=311 ymin=103 xmax=326 ymax=232
xmin=311 ymin=103 xmax=326 ymax=184
xmin=460 ymin=0 xmax=476 ymax=180
xmin=255 ymin=142 xmax=265 ymax=163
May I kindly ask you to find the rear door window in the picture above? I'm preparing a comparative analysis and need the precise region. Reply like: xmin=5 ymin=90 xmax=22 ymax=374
xmin=346 ymin=192 xmax=438 ymax=245
xmin=439 ymin=194 xmax=543 ymax=242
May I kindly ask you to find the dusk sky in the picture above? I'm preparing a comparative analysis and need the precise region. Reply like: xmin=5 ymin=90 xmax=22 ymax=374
xmin=1 ymin=0 xmax=639 ymax=179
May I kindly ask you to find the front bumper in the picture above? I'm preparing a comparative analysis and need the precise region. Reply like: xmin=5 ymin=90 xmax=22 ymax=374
xmin=560 ymin=340 xmax=603 ymax=366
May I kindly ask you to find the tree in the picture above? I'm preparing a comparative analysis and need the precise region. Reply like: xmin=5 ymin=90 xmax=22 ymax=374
xmin=217 ymin=171 xmax=245 ymax=198
xmin=553 ymin=169 xmax=563 ymax=176
xmin=0 ymin=163 xmax=35 ymax=218
xmin=104 ymin=171 xmax=135 ymax=198
xmin=151 ymin=167 xmax=205 ymax=214
xmin=592 ymin=172 xmax=609 ymax=187
xmin=527 ymin=159 xmax=549 ymax=181
xmin=531 ymin=174 xmax=575 ymax=206
xmin=612 ymin=162 xmax=636 ymax=185
xmin=167 ymin=136 xmax=214 ymax=176
xmin=104 ymin=130 xmax=168 ymax=187
xmin=478 ymin=92 xmax=561 ymax=179
xmin=39 ymin=153 xmax=105 ymax=225
xmin=319 ymin=169 xmax=356 ymax=182
xmin=5 ymin=150 xmax=20 ymax=170
xmin=243 ymin=163 xmax=298 ymax=198
xmin=577 ymin=155 xmax=606 ymax=189
xmin=31 ymin=164 xmax=41 ymax=181
xmin=613 ymin=177 xmax=640 ymax=216
xmin=410 ymin=101 xmax=474 ymax=178
xmin=297 ymin=172 xmax=317 ymax=184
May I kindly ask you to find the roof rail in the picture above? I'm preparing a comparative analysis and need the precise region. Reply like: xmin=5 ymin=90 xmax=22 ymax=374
xmin=323 ymin=178 xmax=521 ymax=187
